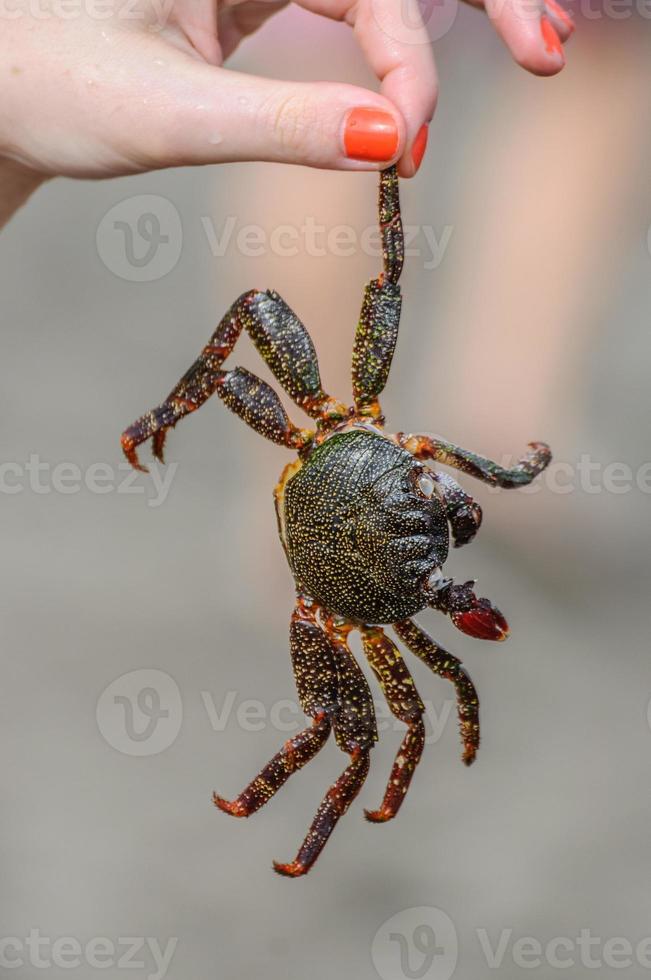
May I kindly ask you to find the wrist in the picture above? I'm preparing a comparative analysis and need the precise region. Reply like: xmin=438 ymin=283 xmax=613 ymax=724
xmin=0 ymin=158 xmax=48 ymax=230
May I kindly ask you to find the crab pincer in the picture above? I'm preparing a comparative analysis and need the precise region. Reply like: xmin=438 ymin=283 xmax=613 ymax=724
xmin=452 ymin=598 xmax=509 ymax=642
xmin=428 ymin=578 xmax=510 ymax=641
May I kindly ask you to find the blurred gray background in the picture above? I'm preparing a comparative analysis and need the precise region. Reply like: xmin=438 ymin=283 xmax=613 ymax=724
xmin=2 ymin=6 xmax=651 ymax=979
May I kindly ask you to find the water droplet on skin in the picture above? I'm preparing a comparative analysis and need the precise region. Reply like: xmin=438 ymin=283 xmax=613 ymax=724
xmin=153 ymin=58 xmax=166 ymax=67
xmin=208 ymin=134 xmax=223 ymax=145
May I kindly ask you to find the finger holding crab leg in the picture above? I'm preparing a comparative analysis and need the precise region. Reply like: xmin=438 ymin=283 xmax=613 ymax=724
xmin=352 ymin=166 xmax=403 ymax=421
xmin=395 ymin=433 xmax=551 ymax=488
xmin=394 ymin=619 xmax=480 ymax=766
xmin=360 ymin=626 xmax=426 ymax=823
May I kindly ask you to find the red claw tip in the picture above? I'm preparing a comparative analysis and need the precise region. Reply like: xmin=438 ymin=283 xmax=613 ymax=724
xmin=272 ymin=860 xmax=307 ymax=878
xmin=121 ymin=436 xmax=148 ymax=473
xmin=364 ymin=808 xmax=391 ymax=823
xmin=451 ymin=601 xmax=509 ymax=642
xmin=212 ymin=793 xmax=247 ymax=817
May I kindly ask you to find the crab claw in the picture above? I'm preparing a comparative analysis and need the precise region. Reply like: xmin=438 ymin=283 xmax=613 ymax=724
xmin=451 ymin=598 xmax=509 ymax=641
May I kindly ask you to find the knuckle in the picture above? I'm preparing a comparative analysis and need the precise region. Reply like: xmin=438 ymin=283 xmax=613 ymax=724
xmin=262 ymin=92 xmax=321 ymax=155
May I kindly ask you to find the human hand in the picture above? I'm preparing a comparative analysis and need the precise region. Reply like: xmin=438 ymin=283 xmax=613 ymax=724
xmin=0 ymin=0 xmax=573 ymax=215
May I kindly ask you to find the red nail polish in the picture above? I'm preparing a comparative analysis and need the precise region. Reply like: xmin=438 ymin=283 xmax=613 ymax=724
xmin=344 ymin=108 xmax=399 ymax=162
xmin=412 ymin=124 xmax=429 ymax=172
xmin=546 ymin=0 xmax=575 ymax=31
xmin=541 ymin=15 xmax=564 ymax=56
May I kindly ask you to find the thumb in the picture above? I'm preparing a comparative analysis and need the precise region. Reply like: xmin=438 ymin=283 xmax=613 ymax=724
xmin=130 ymin=57 xmax=407 ymax=172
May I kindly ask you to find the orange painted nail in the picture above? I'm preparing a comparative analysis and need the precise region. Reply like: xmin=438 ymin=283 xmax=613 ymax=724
xmin=541 ymin=15 xmax=564 ymax=56
xmin=344 ymin=108 xmax=399 ymax=162
xmin=546 ymin=0 xmax=575 ymax=31
xmin=412 ymin=124 xmax=429 ymax=172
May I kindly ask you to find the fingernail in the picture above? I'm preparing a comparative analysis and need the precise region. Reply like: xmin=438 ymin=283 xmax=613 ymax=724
xmin=411 ymin=124 xmax=429 ymax=172
xmin=343 ymin=108 xmax=399 ymax=162
xmin=541 ymin=15 xmax=564 ymax=57
xmin=546 ymin=0 xmax=575 ymax=31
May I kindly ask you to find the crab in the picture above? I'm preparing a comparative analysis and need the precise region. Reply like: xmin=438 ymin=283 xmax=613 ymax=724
xmin=121 ymin=166 xmax=551 ymax=877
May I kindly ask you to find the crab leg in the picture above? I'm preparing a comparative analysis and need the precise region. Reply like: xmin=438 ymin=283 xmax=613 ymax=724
xmin=213 ymin=598 xmax=338 ymax=818
xmin=122 ymin=366 xmax=311 ymax=471
xmin=121 ymin=287 xmax=346 ymax=469
xmin=396 ymin=433 xmax=551 ymax=488
xmin=239 ymin=289 xmax=347 ymax=424
xmin=213 ymin=713 xmax=331 ymax=818
xmin=273 ymin=611 xmax=376 ymax=877
xmin=360 ymin=626 xmax=426 ymax=823
xmin=352 ymin=166 xmax=404 ymax=420
xmin=394 ymin=619 xmax=480 ymax=766
xmin=273 ymin=748 xmax=371 ymax=878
